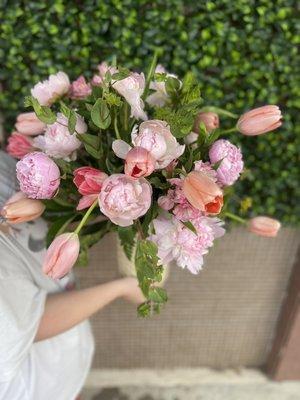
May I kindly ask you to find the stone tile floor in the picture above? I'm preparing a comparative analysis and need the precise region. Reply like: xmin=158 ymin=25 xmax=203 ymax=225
xmin=81 ymin=369 xmax=300 ymax=400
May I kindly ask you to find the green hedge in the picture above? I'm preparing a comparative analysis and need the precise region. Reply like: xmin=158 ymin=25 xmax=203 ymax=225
xmin=0 ymin=0 xmax=299 ymax=224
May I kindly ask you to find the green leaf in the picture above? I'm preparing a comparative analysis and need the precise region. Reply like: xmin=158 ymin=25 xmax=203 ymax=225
xmin=46 ymin=215 xmax=75 ymax=246
xmin=111 ymin=67 xmax=130 ymax=81
xmin=182 ymin=220 xmax=197 ymax=235
xmin=148 ymin=287 xmax=168 ymax=303
xmin=165 ymin=76 xmax=181 ymax=97
xmin=200 ymin=106 xmax=238 ymax=119
xmin=137 ymin=302 xmax=151 ymax=318
xmin=91 ymin=98 xmax=111 ymax=129
xmin=78 ymin=133 xmax=100 ymax=149
xmin=104 ymin=92 xmax=123 ymax=107
xmin=25 ymin=96 xmax=56 ymax=124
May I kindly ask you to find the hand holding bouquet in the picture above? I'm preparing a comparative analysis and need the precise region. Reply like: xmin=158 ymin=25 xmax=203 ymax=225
xmin=3 ymin=55 xmax=282 ymax=316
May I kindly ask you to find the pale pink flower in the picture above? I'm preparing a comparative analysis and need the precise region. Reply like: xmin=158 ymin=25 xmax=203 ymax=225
xmin=6 ymin=133 xmax=34 ymax=159
xmin=43 ymin=233 xmax=80 ymax=279
xmin=16 ymin=152 xmax=60 ymax=199
xmin=1 ymin=191 xmax=45 ymax=224
xmin=194 ymin=112 xmax=219 ymax=133
xmin=69 ymin=76 xmax=92 ymax=99
xmin=125 ymin=146 xmax=156 ymax=178
xmin=248 ymin=216 xmax=281 ymax=237
xmin=237 ymin=105 xmax=282 ymax=136
xmin=76 ymin=194 xmax=98 ymax=211
xmin=15 ymin=112 xmax=46 ymax=135
xmin=34 ymin=113 xmax=87 ymax=160
xmin=209 ymin=139 xmax=244 ymax=186
xmin=98 ymin=174 xmax=152 ymax=227
xmin=132 ymin=120 xmax=185 ymax=169
xmin=114 ymin=72 xmax=147 ymax=120
xmin=194 ymin=160 xmax=217 ymax=181
xmin=92 ymin=62 xmax=118 ymax=85
xmin=146 ymin=65 xmax=179 ymax=107
xmin=31 ymin=71 xmax=70 ymax=106
xmin=150 ymin=215 xmax=225 ymax=274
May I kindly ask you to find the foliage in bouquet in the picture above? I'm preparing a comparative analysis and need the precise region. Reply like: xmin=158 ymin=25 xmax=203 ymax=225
xmin=3 ymin=55 xmax=282 ymax=316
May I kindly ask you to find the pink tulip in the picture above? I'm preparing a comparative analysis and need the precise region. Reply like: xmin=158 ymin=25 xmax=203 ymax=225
xmin=194 ymin=112 xmax=219 ymax=133
xmin=248 ymin=216 xmax=281 ymax=237
xmin=76 ymin=194 xmax=98 ymax=211
xmin=16 ymin=152 xmax=61 ymax=199
xmin=69 ymin=76 xmax=92 ymax=99
xmin=125 ymin=147 xmax=156 ymax=178
xmin=43 ymin=233 xmax=80 ymax=279
xmin=183 ymin=171 xmax=223 ymax=214
xmin=73 ymin=166 xmax=108 ymax=195
xmin=237 ymin=105 xmax=282 ymax=136
xmin=6 ymin=133 xmax=34 ymax=159
xmin=1 ymin=192 xmax=45 ymax=224
xmin=15 ymin=112 xmax=46 ymax=135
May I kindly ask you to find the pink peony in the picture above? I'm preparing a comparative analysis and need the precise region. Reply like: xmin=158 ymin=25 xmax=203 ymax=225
xmin=6 ymin=133 xmax=34 ymax=159
xmin=92 ymin=62 xmax=118 ymax=86
xmin=125 ymin=146 xmax=156 ymax=178
xmin=114 ymin=72 xmax=147 ymax=121
xmin=69 ymin=76 xmax=92 ymax=99
xmin=194 ymin=160 xmax=217 ymax=181
xmin=209 ymin=139 xmax=244 ymax=186
xmin=34 ymin=113 xmax=87 ymax=160
xmin=16 ymin=152 xmax=61 ymax=199
xmin=146 ymin=65 xmax=179 ymax=107
xmin=132 ymin=120 xmax=185 ymax=169
xmin=98 ymin=174 xmax=152 ymax=226
xmin=15 ymin=112 xmax=46 ymax=136
xmin=31 ymin=71 xmax=70 ymax=106
xmin=150 ymin=215 xmax=225 ymax=274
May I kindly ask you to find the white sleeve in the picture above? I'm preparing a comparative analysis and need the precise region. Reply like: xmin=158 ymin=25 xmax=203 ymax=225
xmin=0 ymin=275 xmax=46 ymax=382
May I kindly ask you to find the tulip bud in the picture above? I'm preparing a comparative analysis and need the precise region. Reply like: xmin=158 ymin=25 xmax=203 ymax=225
xmin=6 ymin=133 xmax=34 ymax=159
xmin=1 ymin=192 xmax=45 ymax=224
xmin=15 ymin=112 xmax=46 ymax=135
xmin=193 ymin=112 xmax=219 ymax=134
xmin=237 ymin=105 xmax=282 ymax=136
xmin=125 ymin=146 xmax=156 ymax=178
xmin=43 ymin=233 xmax=80 ymax=279
xmin=248 ymin=216 xmax=281 ymax=237
xmin=183 ymin=171 xmax=223 ymax=214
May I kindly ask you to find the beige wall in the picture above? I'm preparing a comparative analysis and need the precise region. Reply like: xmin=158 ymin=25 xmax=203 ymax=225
xmin=75 ymin=228 xmax=300 ymax=369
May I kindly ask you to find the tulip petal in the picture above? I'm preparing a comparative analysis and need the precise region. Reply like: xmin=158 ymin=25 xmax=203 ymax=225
xmin=112 ymin=140 xmax=132 ymax=159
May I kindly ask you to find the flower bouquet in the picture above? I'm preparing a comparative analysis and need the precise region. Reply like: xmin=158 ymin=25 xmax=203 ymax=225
xmin=3 ymin=55 xmax=282 ymax=316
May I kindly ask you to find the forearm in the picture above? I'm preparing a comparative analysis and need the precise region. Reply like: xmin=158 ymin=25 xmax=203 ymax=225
xmin=35 ymin=279 xmax=126 ymax=342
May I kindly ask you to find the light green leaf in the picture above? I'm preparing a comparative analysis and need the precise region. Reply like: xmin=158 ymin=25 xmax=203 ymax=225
xmin=91 ymin=98 xmax=111 ymax=129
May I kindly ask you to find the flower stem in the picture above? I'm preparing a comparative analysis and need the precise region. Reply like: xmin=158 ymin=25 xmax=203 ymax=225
xmin=224 ymin=212 xmax=246 ymax=224
xmin=221 ymin=127 xmax=237 ymax=135
xmin=143 ymin=48 xmax=160 ymax=100
xmin=75 ymin=200 xmax=98 ymax=234
xmin=114 ymin=114 xmax=121 ymax=139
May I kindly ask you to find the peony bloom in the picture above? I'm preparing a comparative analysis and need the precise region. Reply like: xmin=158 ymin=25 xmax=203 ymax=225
xmin=34 ymin=113 xmax=87 ymax=160
xmin=73 ymin=166 xmax=107 ymax=195
xmin=92 ymin=62 xmax=118 ymax=86
xmin=125 ymin=146 xmax=156 ymax=178
xmin=193 ymin=112 xmax=219 ymax=133
xmin=6 ymin=133 xmax=34 ymax=159
xmin=15 ymin=112 xmax=46 ymax=136
xmin=98 ymin=174 xmax=152 ymax=226
xmin=69 ymin=75 xmax=92 ymax=99
xmin=43 ymin=233 xmax=80 ymax=279
xmin=237 ymin=105 xmax=282 ymax=136
xmin=1 ymin=191 xmax=45 ymax=224
xmin=209 ymin=139 xmax=244 ymax=186
xmin=16 ymin=152 xmax=61 ymax=199
xmin=248 ymin=216 xmax=281 ymax=237
xmin=146 ymin=65 xmax=179 ymax=107
xmin=150 ymin=215 xmax=225 ymax=274
xmin=133 ymin=120 xmax=185 ymax=169
xmin=114 ymin=72 xmax=147 ymax=120
xmin=31 ymin=71 xmax=70 ymax=106
xmin=194 ymin=160 xmax=217 ymax=182
xmin=183 ymin=171 xmax=223 ymax=214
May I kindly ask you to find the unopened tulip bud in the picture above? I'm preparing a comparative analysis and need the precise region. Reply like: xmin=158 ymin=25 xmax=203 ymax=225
xmin=1 ymin=192 xmax=45 ymax=224
xmin=183 ymin=171 xmax=223 ymax=214
xmin=193 ymin=112 xmax=219 ymax=134
xmin=237 ymin=105 xmax=282 ymax=136
xmin=15 ymin=112 xmax=46 ymax=135
xmin=125 ymin=146 xmax=156 ymax=178
xmin=248 ymin=216 xmax=281 ymax=237
xmin=43 ymin=233 xmax=80 ymax=279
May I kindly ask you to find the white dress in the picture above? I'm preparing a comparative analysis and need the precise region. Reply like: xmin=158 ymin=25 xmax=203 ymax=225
xmin=0 ymin=151 xmax=94 ymax=400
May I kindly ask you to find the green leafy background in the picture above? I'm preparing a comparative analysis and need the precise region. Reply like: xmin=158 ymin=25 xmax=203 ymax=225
xmin=1 ymin=0 xmax=299 ymax=224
